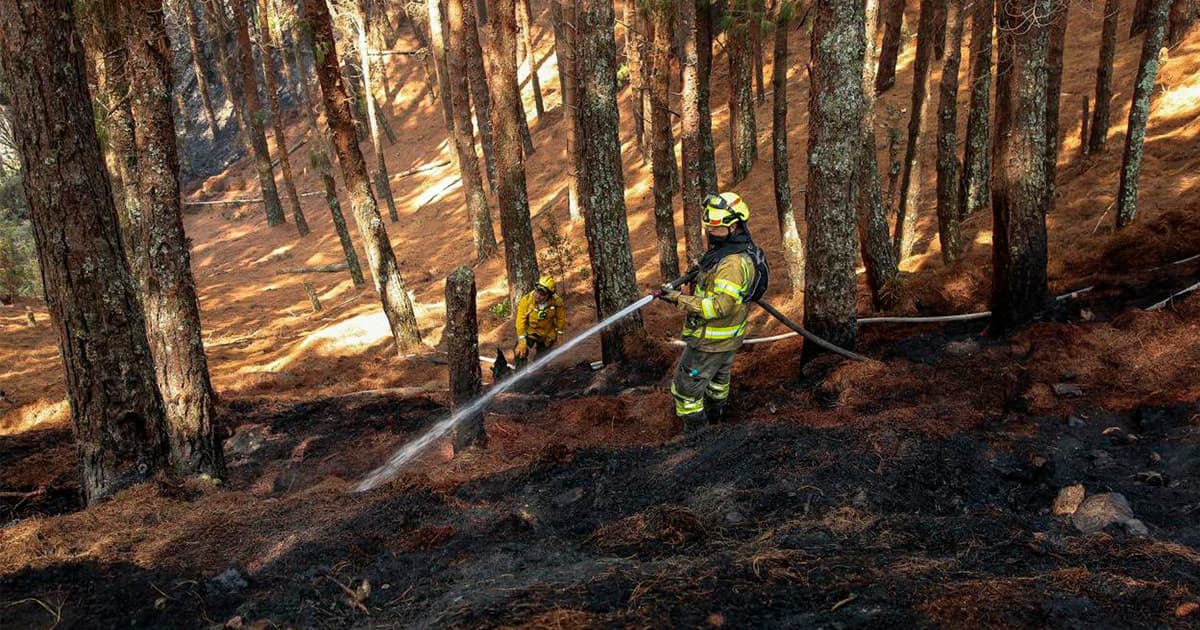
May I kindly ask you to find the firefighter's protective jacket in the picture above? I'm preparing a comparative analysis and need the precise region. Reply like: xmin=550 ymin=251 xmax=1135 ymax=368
xmin=676 ymin=252 xmax=755 ymax=353
xmin=516 ymin=291 xmax=565 ymax=343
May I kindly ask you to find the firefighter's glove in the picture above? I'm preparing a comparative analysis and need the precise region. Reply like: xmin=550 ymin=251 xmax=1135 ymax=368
xmin=514 ymin=337 xmax=528 ymax=359
xmin=653 ymin=287 xmax=680 ymax=303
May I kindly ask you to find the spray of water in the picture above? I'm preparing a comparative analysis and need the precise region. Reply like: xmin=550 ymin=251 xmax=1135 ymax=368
xmin=355 ymin=294 xmax=656 ymax=492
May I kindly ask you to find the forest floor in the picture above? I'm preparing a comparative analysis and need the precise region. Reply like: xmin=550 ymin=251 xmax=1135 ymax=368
xmin=2 ymin=5 xmax=1200 ymax=629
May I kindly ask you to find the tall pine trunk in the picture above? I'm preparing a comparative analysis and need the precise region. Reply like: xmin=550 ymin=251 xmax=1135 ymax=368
xmin=461 ymin=0 xmax=499 ymax=190
xmin=959 ymin=0 xmax=993 ymax=216
xmin=516 ymin=0 xmax=545 ymax=118
xmin=728 ymin=4 xmax=758 ymax=184
xmin=626 ymin=1 xmax=649 ymax=162
xmin=203 ymin=0 xmax=251 ymax=154
xmin=232 ymin=0 xmax=287 ymax=226
xmin=448 ymin=0 xmax=500 ymax=260
xmin=678 ymin=0 xmax=706 ymax=265
xmin=1043 ymin=2 xmax=1067 ymax=205
xmin=182 ymin=0 xmax=221 ymax=136
xmin=256 ymin=0 xmax=310 ymax=236
xmin=551 ymin=0 xmax=582 ymax=221
xmin=1088 ymin=0 xmax=1119 ymax=154
xmin=806 ymin=0 xmax=865 ymax=355
xmin=648 ymin=3 xmax=681 ymax=282
xmin=893 ymin=0 xmax=937 ymax=260
xmin=857 ymin=0 xmax=901 ymax=309
xmin=772 ymin=2 xmax=806 ymax=300
xmin=484 ymin=0 xmax=540 ymax=305
xmin=934 ymin=0 xmax=964 ymax=263
xmin=1132 ymin=0 xmax=1152 ymax=36
xmin=990 ymin=0 xmax=1050 ymax=332
xmin=363 ymin=4 xmax=402 ymax=223
xmin=0 ymin=0 xmax=170 ymax=503
xmin=1116 ymin=0 xmax=1171 ymax=228
xmin=577 ymin=0 xmax=644 ymax=363
xmin=697 ymin=2 xmax=719 ymax=204
xmin=876 ymin=0 xmax=905 ymax=93
xmin=303 ymin=0 xmax=423 ymax=352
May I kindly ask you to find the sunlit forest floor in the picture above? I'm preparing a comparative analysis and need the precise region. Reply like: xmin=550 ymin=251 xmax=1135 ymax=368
xmin=2 ymin=5 xmax=1199 ymax=628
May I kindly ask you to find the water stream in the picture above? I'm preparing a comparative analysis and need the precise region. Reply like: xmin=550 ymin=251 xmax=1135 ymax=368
xmin=355 ymin=294 xmax=656 ymax=492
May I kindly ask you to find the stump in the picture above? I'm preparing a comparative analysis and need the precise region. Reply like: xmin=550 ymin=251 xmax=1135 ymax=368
xmin=25 ymin=308 xmax=35 ymax=327
xmin=446 ymin=266 xmax=486 ymax=452
xmin=303 ymin=282 xmax=323 ymax=312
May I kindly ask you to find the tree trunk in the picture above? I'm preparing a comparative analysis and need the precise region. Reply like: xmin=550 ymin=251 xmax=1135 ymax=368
xmin=1080 ymin=94 xmax=1090 ymax=155
xmin=203 ymin=0 xmax=251 ymax=154
xmin=649 ymin=3 xmax=681 ymax=282
xmin=460 ymin=0 xmax=499 ymax=191
xmin=626 ymin=1 xmax=648 ymax=162
xmin=876 ymin=0 xmax=905 ymax=93
xmin=232 ymin=0 xmax=287 ymax=226
xmin=358 ymin=4 xmax=399 ymax=224
xmin=0 ymin=0 xmax=170 ymax=504
xmin=932 ymin=0 xmax=947 ymax=58
xmin=1116 ymin=0 xmax=1171 ymax=229
xmin=484 ymin=0 xmax=541 ymax=306
xmin=752 ymin=1 xmax=766 ymax=105
xmin=516 ymin=0 xmax=545 ymax=118
xmin=551 ymin=0 xmax=582 ymax=222
xmin=697 ymin=1 xmax=719 ymax=204
xmin=857 ymin=0 xmax=901 ymax=308
xmin=577 ymin=0 xmax=644 ymax=364
xmin=292 ymin=15 xmax=367 ymax=287
xmin=118 ymin=0 xmax=226 ymax=477
xmin=989 ymin=0 xmax=1050 ymax=333
xmin=446 ymin=266 xmax=486 ymax=452
xmin=1043 ymin=2 xmax=1067 ymax=206
xmin=256 ymin=0 xmax=310 ymax=236
xmin=303 ymin=0 xmax=423 ymax=352
xmin=426 ymin=0 xmax=457 ymax=132
xmin=893 ymin=0 xmax=937 ymax=260
xmin=448 ymin=0 xmax=500 ymax=260
xmin=934 ymin=0 xmax=964 ymax=263
xmin=1132 ymin=0 xmax=1152 ymax=36
xmin=1168 ymin=0 xmax=1198 ymax=45
xmin=728 ymin=4 xmax=758 ymax=184
xmin=772 ymin=2 xmax=806 ymax=300
xmin=806 ymin=0 xmax=864 ymax=357
xmin=678 ymin=0 xmax=706 ymax=266
xmin=182 ymin=0 xmax=221 ymax=136
xmin=959 ymin=0 xmax=993 ymax=216
xmin=404 ymin=1 xmax=444 ymax=105
xmin=1088 ymin=0 xmax=1120 ymax=154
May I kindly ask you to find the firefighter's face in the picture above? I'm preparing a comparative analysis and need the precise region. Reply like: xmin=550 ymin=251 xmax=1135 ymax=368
xmin=705 ymin=225 xmax=731 ymax=239
xmin=535 ymin=288 xmax=550 ymax=302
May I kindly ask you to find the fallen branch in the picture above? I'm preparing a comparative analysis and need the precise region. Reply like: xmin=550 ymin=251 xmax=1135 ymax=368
xmin=1146 ymin=281 xmax=1200 ymax=311
xmin=391 ymin=160 xmax=452 ymax=180
xmin=275 ymin=263 xmax=350 ymax=275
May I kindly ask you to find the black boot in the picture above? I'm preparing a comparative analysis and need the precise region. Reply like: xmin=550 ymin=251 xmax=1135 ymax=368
xmin=705 ymin=397 xmax=727 ymax=423
xmin=680 ymin=410 xmax=708 ymax=434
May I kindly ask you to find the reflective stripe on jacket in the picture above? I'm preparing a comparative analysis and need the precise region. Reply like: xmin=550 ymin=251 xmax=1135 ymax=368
xmin=516 ymin=291 xmax=565 ymax=343
xmin=675 ymin=252 xmax=754 ymax=352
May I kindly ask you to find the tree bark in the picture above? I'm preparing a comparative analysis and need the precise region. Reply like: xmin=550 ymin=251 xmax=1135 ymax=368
xmin=484 ymin=0 xmax=541 ymax=306
xmin=232 ymin=0 xmax=287 ymax=226
xmin=458 ymin=0 xmax=499 ymax=191
xmin=857 ymin=0 xmax=901 ymax=308
xmin=626 ymin=1 xmax=649 ymax=162
xmin=752 ymin=0 xmax=766 ymax=105
xmin=772 ymin=2 xmax=806 ymax=300
xmin=1043 ymin=2 xmax=1067 ymax=206
xmin=989 ymin=0 xmax=1051 ymax=333
xmin=1088 ymin=0 xmax=1119 ymax=154
xmin=0 ymin=0 xmax=170 ymax=503
xmin=805 ymin=0 xmax=864 ymax=356
xmin=728 ymin=3 xmax=758 ymax=184
xmin=1168 ymin=0 xmax=1198 ymax=45
xmin=303 ymin=0 xmax=423 ymax=352
xmin=1116 ymin=0 xmax=1171 ymax=228
xmin=256 ymin=0 xmax=310 ymax=236
xmin=446 ymin=266 xmax=486 ymax=452
xmin=697 ymin=1 xmax=719 ymax=204
xmin=678 ymin=0 xmax=706 ymax=266
xmin=1080 ymin=94 xmax=1090 ymax=155
xmin=182 ymin=0 xmax=221 ymax=136
xmin=876 ymin=0 xmax=905 ymax=93
xmin=551 ymin=0 xmax=582 ymax=221
xmin=1132 ymin=0 xmax=1152 ymax=36
xmin=577 ymin=0 xmax=644 ymax=363
xmin=649 ymin=3 xmax=681 ymax=282
xmin=292 ymin=14 xmax=367 ymax=287
xmin=959 ymin=0 xmax=993 ymax=216
xmin=404 ymin=1 xmax=444 ymax=106
xmin=359 ymin=3 xmax=400 ymax=223
xmin=488 ymin=0 xmax=538 ymax=156
xmin=426 ymin=0 xmax=458 ymax=132
xmin=516 ymin=0 xmax=545 ymax=118
xmin=203 ymin=0 xmax=251 ymax=154
xmin=893 ymin=0 xmax=937 ymax=260
xmin=448 ymin=0 xmax=500 ymax=260
xmin=934 ymin=0 xmax=964 ymax=263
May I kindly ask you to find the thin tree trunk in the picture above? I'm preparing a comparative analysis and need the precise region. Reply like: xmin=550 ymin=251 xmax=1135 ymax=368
xmin=448 ymin=0 xmax=500 ymax=260
xmin=551 ymin=0 xmax=581 ymax=221
xmin=1080 ymin=94 xmax=1090 ymax=155
xmin=773 ymin=2 xmax=806 ymax=300
xmin=959 ymin=0 xmax=993 ymax=216
xmin=1116 ymin=0 xmax=1171 ymax=228
xmin=484 ymin=0 xmax=540 ymax=306
xmin=728 ymin=4 xmax=758 ymax=184
xmin=463 ymin=0 xmax=499 ymax=190
xmin=932 ymin=0 xmax=947 ymax=58
xmin=679 ymin=0 xmax=706 ymax=265
xmin=0 ymin=0 xmax=170 ymax=504
xmin=232 ymin=0 xmax=287 ymax=226
xmin=649 ymin=2 xmax=680 ymax=282
xmin=876 ymin=0 xmax=905 ymax=93
xmin=292 ymin=14 xmax=366 ymax=287
xmin=752 ymin=1 xmax=766 ymax=105
xmin=697 ymin=1 xmax=719 ymax=203
xmin=359 ymin=3 xmax=400 ymax=223
xmin=404 ymin=1 xmax=443 ymax=105
xmin=426 ymin=0 xmax=457 ymax=132
xmin=857 ymin=0 xmax=901 ymax=308
xmin=893 ymin=0 xmax=937 ymax=260
xmin=806 ymin=0 xmax=865 ymax=355
xmin=626 ymin=1 xmax=648 ymax=162
xmin=1088 ymin=0 xmax=1119 ymax=153
xmin=256 ymin=0 xmax=310 ymax=236
xmin=446 ymin=266 xmax=486 ymax=451
xmin=203 ymin=0 xmax=249 ymax=153
xmin=182 ymin=0 xmax=221 ymax=136
xmin=303 ymin=0 xmax=423 ymax=352
xmin=934 ymin=0 xmax=964 ymax=263
xmin=1132 ymin=0 xmax=1152 ymax=36
xmin=577 ymin=0 xmax=644 ymax=364
xmin=516 ymin=0 xmax=545 ymax=118
xmin=989 ymin=0 xmax=1050 ymax=332
xmin=1043 ymin=2 xmax=1067 ymax=206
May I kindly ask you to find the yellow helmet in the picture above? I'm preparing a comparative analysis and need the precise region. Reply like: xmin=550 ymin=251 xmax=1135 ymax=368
xmin=535 ymin=275 xmax=556 ymax=294
xmin=702 ymin=192 xmax=750 ymax=228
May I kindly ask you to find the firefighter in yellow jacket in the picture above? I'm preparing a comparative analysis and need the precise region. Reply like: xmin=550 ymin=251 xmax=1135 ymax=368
xmin=514 ymin=275 xmax=566 ymax=367
xmin=655 ymin=192 xmax=756 ymax=432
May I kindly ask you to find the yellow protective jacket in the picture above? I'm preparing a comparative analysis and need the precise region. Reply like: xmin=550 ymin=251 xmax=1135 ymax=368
xmin=516 ymin=291 xmax=566 ymax=344
xmin=676 ymin=252 xmax=755 ymax=352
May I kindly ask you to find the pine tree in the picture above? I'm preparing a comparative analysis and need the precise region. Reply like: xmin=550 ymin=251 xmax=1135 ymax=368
xmin=728 ymin=0 xmax=758 ymax=183
xmin=678 ymin=0 xmax=706 ymax=265
xmin=516 ymin=0 xmax=545 ymax=118
xmin=697 ymin=1 xmax=719 ymax=204
xmin=1043 ymin=1 xmax=1067 ymax=204
xmin=356 ymin=1 xmax=402 ymax=223
xmin=648 ymin=0 xmax=681 ymax=282
xmin=1088 ymin=0 xmax=1119 ymax=154
xmin=771 ymin=1 xmax=806 ymax=299
xmin=893 ymin=0 xmax=937 ymax=259
xmin=461 ymin=0 xmax=499 ymax=190
xmin=934 ymin=0 xmax=964 ymax=262
xmin=550 ymin=0 xmax=582 ymax=221
xmin=959 ymin=0 xmax=993 ymax=216
xmin=876 ymin=0 xmax=905 ymax=93
xmin=232 ymin=0 xmax=288 ymax=226
xmin=256 ymin=0 xmax=310 ymax=236
xmin=1117 ymin=0 xmax=1172 ymax=228
xmin=179 ymin=0 xmax=221 ymax=136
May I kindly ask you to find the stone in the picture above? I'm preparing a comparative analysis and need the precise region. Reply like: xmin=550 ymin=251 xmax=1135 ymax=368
xmin=1122 ymin=519 xmax=1149 ymax=537
xmin=724 ymin=511 xmax=745 ymax=525
xmin=944 ymin=339 xmax=980 ymax=357
xmin=209 ymin=568 xmax=248 ymax=594
xmin=1067 ymin=415 xmax=1086 ymax=428
xmin=1071 ymin=493 xmax=1135 ymax=535
xmin=1053 ymin=484 xmax=1086 ymax=517
xmin=552 ymin=487 xmax=584 ymax=507
xmin=1052 ymin=383 xmax=1084 ymax=398
xmin=224 ymin=424 xmax=272 ymax=459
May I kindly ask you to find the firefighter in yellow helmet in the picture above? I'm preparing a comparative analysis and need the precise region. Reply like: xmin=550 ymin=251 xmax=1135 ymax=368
xmin=514 ymin=275 xmax=566 ymax=367
xmin=655 ymin=192 xmax=757 ymax=432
